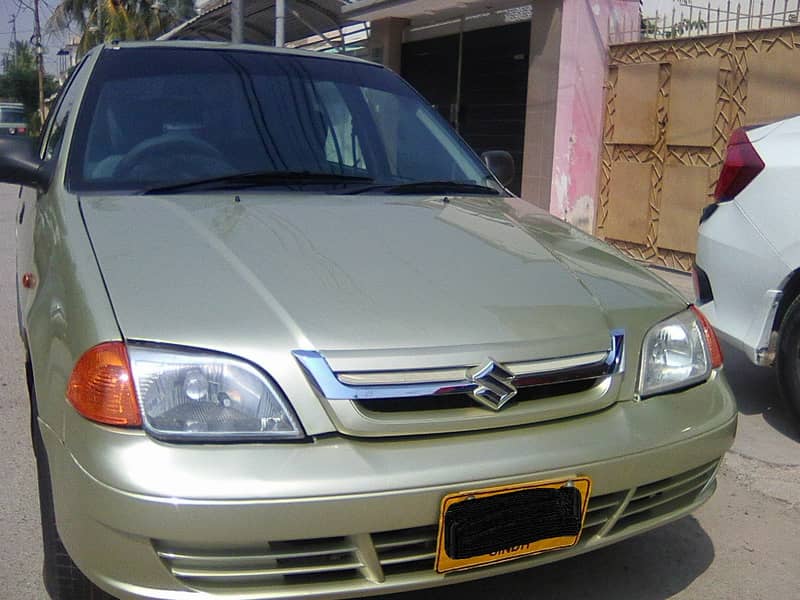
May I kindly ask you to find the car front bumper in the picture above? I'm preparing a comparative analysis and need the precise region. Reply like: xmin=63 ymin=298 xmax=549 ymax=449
xmin=42 ymin=374 xmax=737 ymax=600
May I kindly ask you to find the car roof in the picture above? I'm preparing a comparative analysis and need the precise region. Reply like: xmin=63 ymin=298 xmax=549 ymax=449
xmin=100 ymin=40 xmax=382 ymax=68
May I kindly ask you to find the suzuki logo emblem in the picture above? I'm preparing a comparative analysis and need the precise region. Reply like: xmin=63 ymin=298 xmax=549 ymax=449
xmin=469 ymin=360 xmax=518 ymax=410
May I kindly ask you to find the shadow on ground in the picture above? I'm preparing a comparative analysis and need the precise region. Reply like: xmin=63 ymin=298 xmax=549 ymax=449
xmin=721 ymin=341 xmax=800 ymax=443
xmin=383 ymin=516 xmax=713 ymax=600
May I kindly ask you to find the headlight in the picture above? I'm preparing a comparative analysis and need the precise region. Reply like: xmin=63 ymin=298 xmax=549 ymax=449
xmin=637 ymin=307 xmax=722 ymax=398
xmin=128 ymin=345 xmax=304 ymax=441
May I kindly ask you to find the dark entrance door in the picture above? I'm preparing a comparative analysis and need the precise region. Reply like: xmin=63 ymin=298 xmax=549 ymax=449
xmin=401 ymin=22 xmax=531 ymax=195
xmin=400 ymin=34 xmax=460 ymax=125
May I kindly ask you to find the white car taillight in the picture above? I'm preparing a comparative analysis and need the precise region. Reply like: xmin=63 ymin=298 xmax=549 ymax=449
xmin=714 ymin=128 xmax=765 ymax=202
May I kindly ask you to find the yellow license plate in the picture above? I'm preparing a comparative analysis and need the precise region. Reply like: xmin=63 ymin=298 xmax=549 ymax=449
xmin=434 ymin=477 xmax=591 ymax=574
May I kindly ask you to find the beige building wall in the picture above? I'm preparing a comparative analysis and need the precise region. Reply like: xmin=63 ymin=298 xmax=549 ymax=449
xmin=366 ymin=18 xmax=408 ymax=72
xmin=598 ymin=25 xmax=800 ymax=271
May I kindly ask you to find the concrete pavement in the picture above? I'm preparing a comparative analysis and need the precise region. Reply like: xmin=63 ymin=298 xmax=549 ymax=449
xmin=0 ymin=184 xmax=797 ymax=599
xmin=0 ymin=184 xmax=45 ymax=598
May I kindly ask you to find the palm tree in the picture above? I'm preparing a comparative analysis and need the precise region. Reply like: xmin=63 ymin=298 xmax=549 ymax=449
xmin=47 ymin=0 xmax=195 ymax=55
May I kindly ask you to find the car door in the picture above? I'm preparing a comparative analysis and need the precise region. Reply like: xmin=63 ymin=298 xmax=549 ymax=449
xmin=16 ymin=56 xmax=92 ymax=349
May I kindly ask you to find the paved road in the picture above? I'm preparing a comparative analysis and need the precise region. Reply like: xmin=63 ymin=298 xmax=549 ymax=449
xmin=0 ymin=184 xmax=797 ymax=599
xmin=0 ymin=184 xmax=44 ymax=598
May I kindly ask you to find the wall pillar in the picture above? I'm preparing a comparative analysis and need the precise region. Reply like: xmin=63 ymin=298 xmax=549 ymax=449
xmin=520 ymin=0 xmax=563 ymax=211
xmin=367 ymin=18 xmax=409 ymax=72
xmin=548 ymin=0 xmax=639 ymax=232
xmin=521 ymin=0 xmax=639 ymax=231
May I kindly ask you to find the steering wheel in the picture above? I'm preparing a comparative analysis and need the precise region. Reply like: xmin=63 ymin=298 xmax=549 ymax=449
xmin=113 ymin=133 xmax=232 ymax=180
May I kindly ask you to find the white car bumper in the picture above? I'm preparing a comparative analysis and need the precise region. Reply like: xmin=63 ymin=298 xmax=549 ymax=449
xmin=696 ymin=202 xmax=787 ymax=365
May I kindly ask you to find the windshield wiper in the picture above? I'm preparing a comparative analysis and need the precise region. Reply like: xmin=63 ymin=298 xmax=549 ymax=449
xmin=141 ymin=171 xmax=374 ymax=195
xmin=346 ymin=180 xmax=501 ymax=196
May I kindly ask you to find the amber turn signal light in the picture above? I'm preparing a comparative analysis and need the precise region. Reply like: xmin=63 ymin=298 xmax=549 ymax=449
xmin=67 ymin=342 xmax=142 ymax=427
xmin=691 ymin=305 xmax=724 ymax=369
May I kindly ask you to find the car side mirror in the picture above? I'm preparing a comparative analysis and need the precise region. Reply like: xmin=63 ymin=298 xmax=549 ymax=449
xmin=481 ymin=150 xmax=515 ymax=187
xmin=0 ymin=137 xmax=50 ymax=189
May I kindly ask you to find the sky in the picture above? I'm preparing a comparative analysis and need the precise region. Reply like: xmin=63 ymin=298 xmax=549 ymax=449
xmin=1 ymin=0 xmax=70 ymax=74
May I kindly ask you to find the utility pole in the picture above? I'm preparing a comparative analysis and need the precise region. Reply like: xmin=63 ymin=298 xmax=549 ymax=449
xmin=275 ymin=0 xmax=285 ymax=47
xmin=8 ymin=15 xmax=17 ymax=68
xmin=32 ymin=0 xmax=45 ymax=121
xmin=231 ymin=0 xmax=244 ymax=43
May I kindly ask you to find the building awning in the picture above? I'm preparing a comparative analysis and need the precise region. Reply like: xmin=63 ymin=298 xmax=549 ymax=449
xmin=342 ymin=0 xmax=524 ymax=22
xmin=160 ymin=0 xmax=532 ymax=50
xmin=160 ymin=0 xmax=363 ymax=45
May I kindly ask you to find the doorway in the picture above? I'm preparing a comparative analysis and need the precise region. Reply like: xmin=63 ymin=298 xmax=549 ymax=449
xmin=401 ymin=22 xmax=531 ymax=195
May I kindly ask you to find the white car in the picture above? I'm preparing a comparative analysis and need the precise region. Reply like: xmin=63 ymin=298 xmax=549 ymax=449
xmin=696 ymin=114 xmax=800 ymax=419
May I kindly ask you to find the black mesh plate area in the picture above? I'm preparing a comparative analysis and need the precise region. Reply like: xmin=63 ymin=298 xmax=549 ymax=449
xmin=443 ymin=486 xmax=583 ymax=559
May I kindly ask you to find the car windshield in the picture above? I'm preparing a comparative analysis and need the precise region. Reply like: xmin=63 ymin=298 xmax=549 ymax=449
xmin=67 ymin=46 xmax=496 ymax=194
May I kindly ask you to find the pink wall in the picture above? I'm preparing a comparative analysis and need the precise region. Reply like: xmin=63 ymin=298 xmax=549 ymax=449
xmin=549 ymin=0 xmax=639 ymax=232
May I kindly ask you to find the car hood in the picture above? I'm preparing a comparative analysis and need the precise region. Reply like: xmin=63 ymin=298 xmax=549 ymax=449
xmin=80 ymin=193 xmax=684 ymax=369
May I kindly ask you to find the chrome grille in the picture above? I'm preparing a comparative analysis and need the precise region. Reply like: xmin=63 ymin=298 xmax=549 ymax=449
xmin=292 ymin=331 xmax=626 ymax=436
xmin=155 ymin=460 xmax=718 ymax=594
xmin=353 ymin=379 xmax=598 ymax=414
xmin=293 ymin=330 xmax=624 ymax=403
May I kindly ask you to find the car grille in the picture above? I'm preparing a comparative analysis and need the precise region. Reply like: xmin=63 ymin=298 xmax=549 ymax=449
xmin=292 ymin=331 xmax=626 ymax=437
xmin=353 ymin=379 xmax=598 ymax=413
xmin=154 ymin=460 xmax=719 ymax=595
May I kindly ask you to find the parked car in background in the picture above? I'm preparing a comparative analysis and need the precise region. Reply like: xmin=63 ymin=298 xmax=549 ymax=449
xmin=696 ymin=115 xmax=800 ymax=420
xmin=0 ymin=101 xmax=28 ymax=136
xmin=1 ymin=41 xmax=736 ymax=600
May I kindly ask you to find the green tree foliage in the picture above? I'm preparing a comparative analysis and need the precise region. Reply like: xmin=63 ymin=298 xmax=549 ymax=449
xmin=640 ymin=16 xmax=707 ymax=39
xmin=0 ymin=42 xmax=58 ymax=128
xmin=48 ymin=0 xmax=195 ymax=55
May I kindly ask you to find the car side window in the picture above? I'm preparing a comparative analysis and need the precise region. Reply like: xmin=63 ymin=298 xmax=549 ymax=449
xmin=41 ymin=56 xmax=90 ymax=162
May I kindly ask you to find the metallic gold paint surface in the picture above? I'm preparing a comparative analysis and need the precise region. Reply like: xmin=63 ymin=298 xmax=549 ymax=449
xmin=12 ymin=41 xmax=736 ymax=600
